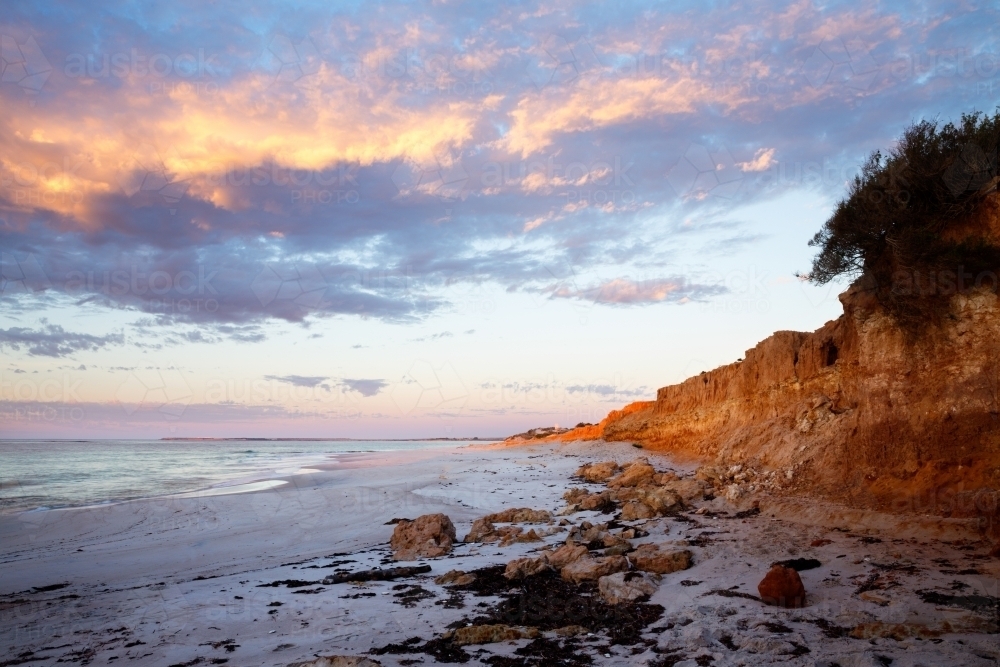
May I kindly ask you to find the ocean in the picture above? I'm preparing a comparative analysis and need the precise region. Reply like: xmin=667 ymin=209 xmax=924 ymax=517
xmin=0 ymin=439 xmax=467 ymax=514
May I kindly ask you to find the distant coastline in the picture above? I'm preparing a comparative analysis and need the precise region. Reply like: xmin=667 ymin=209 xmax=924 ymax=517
xmin=159 ymin=436 xmax=504 ymax=442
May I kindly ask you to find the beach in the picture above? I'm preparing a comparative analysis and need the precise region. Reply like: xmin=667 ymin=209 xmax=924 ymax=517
xmin=1 ymin=440 xmax=998 ymax=666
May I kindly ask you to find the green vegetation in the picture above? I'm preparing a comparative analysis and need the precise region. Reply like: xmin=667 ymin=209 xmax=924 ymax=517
xmin=807 ymin=110 xmax=1000 ymax=329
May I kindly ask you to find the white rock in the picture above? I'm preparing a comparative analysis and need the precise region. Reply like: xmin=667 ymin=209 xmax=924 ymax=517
xmin=597 ymin=571 xmax=660 ymax=604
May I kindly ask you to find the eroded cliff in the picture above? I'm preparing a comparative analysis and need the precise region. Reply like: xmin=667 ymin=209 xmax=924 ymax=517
xmin=558 ymin=283 xmax=1000 ymax=528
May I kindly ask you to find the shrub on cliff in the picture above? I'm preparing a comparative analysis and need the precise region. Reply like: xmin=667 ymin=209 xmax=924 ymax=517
xmin=806 ymin=109 xmax=1000 ymax=330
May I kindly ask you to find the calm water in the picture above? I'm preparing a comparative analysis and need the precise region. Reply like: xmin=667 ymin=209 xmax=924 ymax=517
xmin=0 ymin=439 xmax=463 ymax=514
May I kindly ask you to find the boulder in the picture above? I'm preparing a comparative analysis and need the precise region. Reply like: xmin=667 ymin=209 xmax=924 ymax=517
xmin=603 ymin=544 xmax=632 ymax=557
xmin=547 ymin=543 xmax=588 ymax=569
xmin=560 ymin=555 xmax=628 ymax=584
xmin=464 ymin=517 xmax=497 ymax=543
xmin=466 ymin=521 xmax=535 ymax=545
xmin=575 ymin=461 xmax=621 ymax=482
xmin=290 ymin=658 xmax=382 ymax=667
xmin=661 ymin=478 xmax=709 ymax=503
xmin=608 ymin=461 xmax=656 ymax=488
xmin=444 ymin=624 xmax=540 ymax=645
xmin=695 ymin=465 xmax=727 ymax=487
xmin=390 ymin=514 xmax=456 ymax=561
xmin=578 ymin=491 xmax=614 ymax=512
xmin=483 ymin=507 xmax=553 ymax=523
xmin=638 ymin=487 xmax=684 ymax=514
xmin=621 ymin=501 xmax=657 ymax=521
xmin=563 ymin=487 xmax=590 ymax=503
xmin=653 ymin=472 xmax=679 ymax=485
xmin=434 ymin=570 xmax=476 ymax=586
xmin=598 ymin=571 xmax=660 ymax=604
xmin=757 ymin=564 xmax=807 ymax=608
xmin=504 ymin=556 xmax=552 ymax=580
xmin=631 ymin=544 xmax=693 ymax=574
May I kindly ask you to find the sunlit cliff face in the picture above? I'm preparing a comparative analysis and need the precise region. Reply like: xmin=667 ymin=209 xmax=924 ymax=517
xmin=1 ymin=0 xmax=995 ymax=437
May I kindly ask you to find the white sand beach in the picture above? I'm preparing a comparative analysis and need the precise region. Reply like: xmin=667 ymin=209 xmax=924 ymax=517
xmin=1 ymin=441 xmax=997 ymax=667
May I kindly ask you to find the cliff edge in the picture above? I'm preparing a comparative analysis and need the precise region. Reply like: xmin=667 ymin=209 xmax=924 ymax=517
xmin=553 ymin=282 xmax=1000 ymax=530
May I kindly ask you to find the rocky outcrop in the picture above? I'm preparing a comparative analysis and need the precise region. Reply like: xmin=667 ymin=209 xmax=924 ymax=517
xmin=390 ymin=514 xmax=456 ymax=561
xmin=555 ymin=283 xmax=1000 ymax=527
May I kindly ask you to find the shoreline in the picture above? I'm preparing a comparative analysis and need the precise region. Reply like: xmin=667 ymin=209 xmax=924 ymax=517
xmin=2 ymin=440 xmax=997 ymax=666
xmin=0 ymin=440 xmax=470 ymax=517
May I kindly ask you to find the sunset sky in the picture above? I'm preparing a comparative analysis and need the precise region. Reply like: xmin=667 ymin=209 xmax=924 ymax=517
xmin=1 ymin=0 xmax=997 ymax=438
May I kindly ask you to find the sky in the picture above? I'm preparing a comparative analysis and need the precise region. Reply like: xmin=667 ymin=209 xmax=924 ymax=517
xmin=1 ymin=0 xmax=997 ymax=439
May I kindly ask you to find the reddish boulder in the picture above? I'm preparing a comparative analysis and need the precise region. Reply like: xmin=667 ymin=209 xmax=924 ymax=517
xmin=757 ymin=564 xmax=806 ymax=608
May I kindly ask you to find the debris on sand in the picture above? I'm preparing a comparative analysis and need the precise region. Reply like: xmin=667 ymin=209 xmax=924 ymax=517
xmin=323 ymin=565 xmax=431 ymax=585
xmin=442 ymin=624 xmax=540 ymax=645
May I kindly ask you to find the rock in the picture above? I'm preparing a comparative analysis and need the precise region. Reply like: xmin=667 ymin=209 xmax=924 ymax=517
xmin=757 ymin=564 xmax=806 ymax=608
xmin=547 ymin=543 xmax=588 ymax=569
xmin=604 ymin=544 xmax=632 ymax=557
xmin=608 ymin=461 xmax=656 ymax=488
xmin=290 ymin=657 xmax=382 ymax=667
xmin=504 ymin=556 xmax=552 ymax=580
xmin=636 ymin=487 xmax=684 ymax=515
xmin=662 ymin=478 xmax=709 ymax=503
xmin=598 ymin=571 xmax=660 ymax=604
xmin=553 ymin=625 xmax=590 ymax=637
xmin=620 ymin=501 xmax=656 ymax=521
xmin=390 ymin=514 xmax=456 ymax=560
xmin=631 ymin=544 xmax=693 ymax=574
xmin=722 ymin=484 xmax=743 ymax=502
xmin=575 ymin=461 xmax=620 ymax=482
xmin=466 ymin=520 xmax=534 ymax=545
xmin=434 ymin=570 xmax=476 ymax=586
xmin=516 ymin=528 xmax=544 ymax=543
xmin=563 ymin=487 xmax=590 ymax=503
xmin=483 ymin=508 xmax=553 ymax=523
xmin=560 ymin=555 xmax=628 ymax=584
xmin=464 ymin=517 xmax=497 ymax=543
xmin=810 ymin=538 xmax=833 ymax=547
xmin=444 ymin=624 xmax=540 ymax=645
xmin=695 ymin=465 xmax=726 ymax=486
xmin=653 ymin=471 xmax=679 ymax=485
xmin=578 ymin=491 xmax=614 ymax=512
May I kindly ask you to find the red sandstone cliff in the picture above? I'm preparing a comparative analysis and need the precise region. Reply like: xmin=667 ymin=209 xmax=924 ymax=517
xmin=556 ymin=282 xmax=1000 ymax=527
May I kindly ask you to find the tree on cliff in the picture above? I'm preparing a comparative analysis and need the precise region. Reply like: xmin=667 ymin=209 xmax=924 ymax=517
xmin=806 ymin=109 xmax=1000 ymax=330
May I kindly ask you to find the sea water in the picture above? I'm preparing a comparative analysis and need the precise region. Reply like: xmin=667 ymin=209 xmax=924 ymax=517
xmin=0 ymin=439 xmax=463 ymax=514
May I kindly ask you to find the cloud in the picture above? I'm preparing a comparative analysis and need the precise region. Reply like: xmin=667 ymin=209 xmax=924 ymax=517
xmin=547 ymin=277 xmax=727 ymax=305
xmin=340 ymin=378 xmax=388 ymax=397
xmin=0 ymin=0 xmax=992 ymax=336
xmin=0 ymin=324 xmax=124 ymax=357
xmin=264 ymin=374 xmax=329 ymax=388
xmin=565 ymin=384 xmax=650 ymax=398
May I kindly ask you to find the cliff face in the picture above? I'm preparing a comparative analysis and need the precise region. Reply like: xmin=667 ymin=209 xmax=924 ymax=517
xmin=570 ymin=283 xmax=1000 ymax=527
